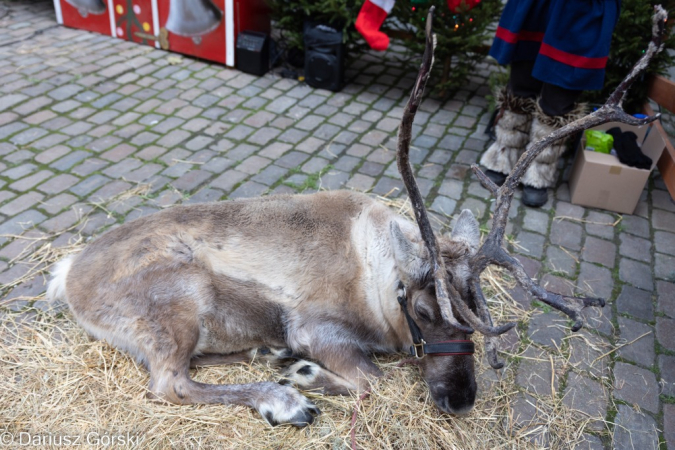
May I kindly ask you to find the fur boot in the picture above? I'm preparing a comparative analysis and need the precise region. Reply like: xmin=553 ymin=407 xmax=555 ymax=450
xmin=480 ymin=89 xmax=536 ymax=176
xmin=521 ymin=102 xmax=587 ymax=189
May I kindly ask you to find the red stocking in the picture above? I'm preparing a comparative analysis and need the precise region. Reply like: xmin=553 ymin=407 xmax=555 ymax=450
xmin=447 ymin=0 xmax=481 ymax=13
xmin=355 ymin=0 xmax=395 ymax=52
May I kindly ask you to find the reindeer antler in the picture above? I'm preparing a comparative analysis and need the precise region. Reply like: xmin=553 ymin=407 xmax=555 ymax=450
xmin=396 ymin=7 xmax=516 ymax=336
xmin=468 ymin=5 xmax=669 ymax=368
xmin=399 ymin=5 xmax=668 ymax=369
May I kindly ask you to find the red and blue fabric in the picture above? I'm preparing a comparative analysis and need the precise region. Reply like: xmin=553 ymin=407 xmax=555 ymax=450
xmin=489 ymin=0 xmax=621 ymax=91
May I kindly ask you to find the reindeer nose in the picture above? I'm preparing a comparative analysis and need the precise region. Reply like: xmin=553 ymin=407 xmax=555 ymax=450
xmin=438 ymin=396 xmax=475 ymax=416
xmin=431 ymin=382 xmax=476 ymax=415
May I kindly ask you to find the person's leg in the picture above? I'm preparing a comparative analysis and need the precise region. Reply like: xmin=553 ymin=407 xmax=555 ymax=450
xmin=480 ymin=62 xmax=539 ymax=185
xmin=508 ymin=60 xmax=541 ymax=99
xmin=521 ymin=84 xmax=584 ymax=207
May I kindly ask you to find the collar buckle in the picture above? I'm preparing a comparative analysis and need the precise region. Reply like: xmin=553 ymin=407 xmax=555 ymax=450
xmin=411 ymin=340 xmax=426 ymax=358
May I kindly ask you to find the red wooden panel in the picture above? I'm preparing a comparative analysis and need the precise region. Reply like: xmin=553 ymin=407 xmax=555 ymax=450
xmin=158 ymin=0 xmax=227 ymax=64
xmin=59 ymin=0 xmax=112 ymax=36
xmin=111 ymin=0 xmax=156 ymax=46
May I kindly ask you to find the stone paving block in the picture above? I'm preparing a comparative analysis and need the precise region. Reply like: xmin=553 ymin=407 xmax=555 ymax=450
xmin=655 ymin=253 xmax=675 ymax=280
xmin=40 ymin=193 xmax=78 ymax=215
xmin=616 ymin=285 xmax=654 ymax=321
xmin=184 ymin=188 xmax=223 ymax=204
xmin=162 ymin=161 xmax=192 ymax=178
xmin=585 ymin=211 xmax=616 ymax=240
xmin=621 ymin=214 xmax=651 ymax=238
xmin=576 ymin=434 xmax=604 ymax=450
xmin=508 ymin=392 xmax=540 ymax=430
xmin=437 ymin=179 xmax=464 ymax=200
xmin=515 ymin=346 xmax=561 ymax=397
xmin=320 ymin=170 xmax=349 ymax=190
xmin=9 ymin=126 xmax=48 ymax=145
xmin=251 ymin=165 xmax=288 ymax=187
xmin=665 ymin=404 xmax=675 ymax=450
xmin=371 ymin=177 xmax=403 ymax=197
xmin=37 ymin=173 xmax=79 ymax=195
xmin=49 ymin=150 xmax=91 ymax=172
xmin=612 ymin=362 xmax=659 ymax=413
xmin=513 ymin=231 xmax=545 ymax=259
xmin=581 ymin=236 xmax=616 ymax=268
xmin=2 ymin=163 xmax=36 ymax=180
xmin=617 ymin=317 xmax=655 ymax=368
xmin=567 ymin=330 xmax=611 ymax=378
xmin=655 ymin=230 xmax=675 ymax=255
xmin=522 ymin=209 xmax=549 ymax=235
xmin=550 ymin=219 xmax=582 ymax=251
xmin=619 ymin=258 xmax=653 ymax=291
xmin=658 ymin=354 xmax=675 ymax=397
xmin=102 ymin=159 xmax=143 ymax=179
xmin=539 ymin=274 xmax=575 ymax=298
xmin=527 ymin=312 xmax=567 ymax=349
xmin=276 ymin=151 xmax=309 ymax=169
xmin=576 ymin=262 xmax=613 ymax=299
xmin=657 ymin=280 xmax=675 ymax=318
xmin=346 ymin=173 xmax=375 ymax=191
xmin=619 ymin=233 xmax=652 ymax=263
xmin=211 ymin=170 xmax=247 ymax=192
xmin=612 ymin=404 xmax=659 ymax=450
xmin=656 ymin=316 xmax=675 ymax=352
xmin=229 ymin=180 xmax=267 ymax=199
xmin=0 ymin=93 xmax=28 ymax=111
xmin=0 ymin=230 xmax=44 ymax=261
xmin=0 ymin=191 xmax=44 ymax=216
xmin=9 ymin=170 xmax=53 ymax=192
xmin=236 ymin=156 xmax=271 ymax=175
xmin=171 ymin=170 xmax=212 ymax=192
xmin=544 ymin=246 xmax=577 ymax=275
xmin=562 ymin=373 xmax=607 ymax=430
xmin=71 ymin=158 xmax=108 ymax=177
xmin=125 ymin=164 xmax=163 ymax=183
xmin=513 ymin=255 xmax=542 ymax=280
xmin=41 ymin=205 xmax=91 ymax=234
xmin=652 ymin=209 xmax=675 ymax=233
xmin=70 ymin=174 xmax=111 ymax=197
xmin=430 ymin=196 xmax=456 ymax=216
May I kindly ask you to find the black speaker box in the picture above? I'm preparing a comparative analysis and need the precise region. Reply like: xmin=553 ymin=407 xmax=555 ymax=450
xmin=303 ymin=22 xmax=344 ymax=92
xmin=236 ymin=31 xmax=269 ymax=76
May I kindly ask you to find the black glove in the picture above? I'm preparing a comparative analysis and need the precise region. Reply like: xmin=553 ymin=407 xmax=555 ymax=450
xmin=606 ymin=127 xmax=652 ymax=170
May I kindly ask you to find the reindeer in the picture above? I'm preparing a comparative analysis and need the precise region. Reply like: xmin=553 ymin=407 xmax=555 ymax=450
xmin=46 ymin=7 xmax=666 ymax=428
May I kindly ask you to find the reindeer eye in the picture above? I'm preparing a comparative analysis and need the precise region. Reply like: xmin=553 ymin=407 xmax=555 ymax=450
xmin=417 ymin=309 xmax=431 ymax=322
xmin=414 ymin=301 xmax=433 ymax=322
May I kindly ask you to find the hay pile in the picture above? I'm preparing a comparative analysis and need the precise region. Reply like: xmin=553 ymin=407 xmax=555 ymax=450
xmin=0 ymin=190 xmax=612 ymax=449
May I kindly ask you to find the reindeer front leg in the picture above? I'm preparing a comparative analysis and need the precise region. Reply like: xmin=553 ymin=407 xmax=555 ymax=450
xmin=282 ymin=326 xmax=383 ymax=395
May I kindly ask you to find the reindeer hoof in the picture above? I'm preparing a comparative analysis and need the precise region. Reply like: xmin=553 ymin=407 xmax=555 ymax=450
xmin=280 ymin=361 xmax=320 ymax=387
xmin=257 ymin=383 xmax=321 ymax=428
xmin=255 ymin=347 xmax=296 ymax=365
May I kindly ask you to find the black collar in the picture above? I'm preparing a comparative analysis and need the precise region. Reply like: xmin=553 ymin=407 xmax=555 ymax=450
xmin=396 ymin=282 xmax=475 ymax=358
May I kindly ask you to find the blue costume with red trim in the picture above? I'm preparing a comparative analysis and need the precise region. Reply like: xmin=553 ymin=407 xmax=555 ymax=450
xmin=489 ymin=0 xmax=621 ymax=91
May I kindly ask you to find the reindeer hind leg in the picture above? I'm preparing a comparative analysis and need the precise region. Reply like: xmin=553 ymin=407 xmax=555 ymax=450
xmin=142 ymin=320 xmax=319 ymax=427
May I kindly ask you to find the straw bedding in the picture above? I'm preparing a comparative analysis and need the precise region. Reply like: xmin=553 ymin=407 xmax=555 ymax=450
xmin=0 ymin=189 xmax=613 ymax=449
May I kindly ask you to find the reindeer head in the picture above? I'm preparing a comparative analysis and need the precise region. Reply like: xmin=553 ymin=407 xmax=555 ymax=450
xmin=389 ymin=4 xmax=670 ymax=413
xmin=390 ymin=210 xmax=482 ymax=414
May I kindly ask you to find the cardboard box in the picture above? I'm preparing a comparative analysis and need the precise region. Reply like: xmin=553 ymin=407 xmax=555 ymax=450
xmin=53 ymin=0 xmax=270 ymax=67
xmin=569 ymin=121 xmax=666 ymax=214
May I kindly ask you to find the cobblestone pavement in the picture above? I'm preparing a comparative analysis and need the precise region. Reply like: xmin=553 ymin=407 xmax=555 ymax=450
xmin=1 ymin=1 xmax=675 ymax=449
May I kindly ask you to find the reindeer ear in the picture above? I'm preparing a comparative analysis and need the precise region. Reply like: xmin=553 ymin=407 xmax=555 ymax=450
xmin=450 ymin=209 xmax=480 ymax=251
xmin=390 ymin=221 xmax=428 ymax=283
